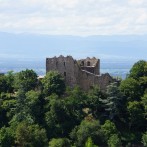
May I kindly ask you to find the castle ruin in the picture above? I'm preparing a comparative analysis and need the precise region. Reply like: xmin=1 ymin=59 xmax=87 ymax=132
xmin=46 ymin=55 xmax=114 ymax=91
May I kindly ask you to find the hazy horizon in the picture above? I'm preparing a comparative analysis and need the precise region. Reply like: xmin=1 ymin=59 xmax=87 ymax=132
xmin=0 ymin=32 xmax=146 ymax=62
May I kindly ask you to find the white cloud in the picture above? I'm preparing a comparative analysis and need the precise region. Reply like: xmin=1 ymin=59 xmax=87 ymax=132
xmin=0 ymin=0 xmax=147 ymax=35
xmin=128 ymin=0 xmax=144 ymax=5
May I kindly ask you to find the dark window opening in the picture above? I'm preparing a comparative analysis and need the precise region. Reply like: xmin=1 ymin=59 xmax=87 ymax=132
xmin=81 ymin=61 xmax=84 ymax=66
xmin=64 ymin=72 xmax=66 ymax=76
xmin=87 ymin=61 xmax=90 ymax=66
xmin=64 ymin=62 xmax=65 ymax=66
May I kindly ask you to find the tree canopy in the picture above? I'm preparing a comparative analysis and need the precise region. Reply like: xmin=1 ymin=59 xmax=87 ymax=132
xmin=0 ymin=60 xmax=146 ymax=147
xmin=42 ymin=71 xmax=65 ymax=96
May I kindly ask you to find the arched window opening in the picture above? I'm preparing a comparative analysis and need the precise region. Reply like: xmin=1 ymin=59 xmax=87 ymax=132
xmin=81 ymin=61 xmax=84 ymax=66
xmin=87 ymin=61 xmax=90 ymax=66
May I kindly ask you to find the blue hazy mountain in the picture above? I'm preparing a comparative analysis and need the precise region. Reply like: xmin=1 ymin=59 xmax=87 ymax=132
xmin=0 ymin=32 xmax=147 ymax=61
xmin=0 ymin=32 xmax=146 ymax=78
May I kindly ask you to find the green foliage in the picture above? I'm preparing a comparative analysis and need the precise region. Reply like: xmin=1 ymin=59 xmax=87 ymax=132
xmin=0 ymin=75 xmax=8 ymax=93
xmin=139 ymin=76 xmax=147 ymax=94
xmin=102 ymin=82 xmax=126 ymax=120
xmin=49 ymin=138 xmax=71 ymax=147
xmin=64 ymin=86 xmax=87 ymax=122
xmin=70 ymin=120 xmax=104 ymax=147
xmin=121 ymin=131 xmax=136 ymax=146
xmin=108 ymin=134 xmax=121 ymax=147
xmin=5 ymin=71 xmax=15 ymax=93
xmin=0 ymin=106 xmax=6 ymax=128
xmin=14 ymin=69 xmax=38 ymax=92
xmin=45 ymin=97 xmax=67 ymax=138
xmin=142 ymin=132 xmax=147 ymax=147
xmin=101 ymin=120 xmax=118 ymax=140
xmin=15 ymin=121 xmax=48 ymax=147
xmin=1 ymin=98 xmax=16 ymax=123
xmin=0 ymin=126 xmax=15 ymax=147
xmin=0 ymin=93 xmax=16 ymax=127
xmin=25 ymin=90 xmax=44 ymax=123
xmin=0 ymin=61 xmax=146 ymax=147
xmin=14 ymin=89 xmax=32 ymax=123
xmin=141 ymin=92 xmax=147 ymax=118
xmin=0 ymin=71 xmax=15 ymax=93
xmin=129 ymin=60 xmax=147 ymax=79
xmin=65 ymin=86 xmax=87 ymax=108
xmin=87 ymin=86 xmax=105 ymax=119
xmin=120 ymin=78 xmax=140 ymax=100
xmin=42 ymin=71 xmax=65 ymax=96
xmin=45 ymin=94 xmax=78 ymax=139
xmin=85 ymin=137 xmax=98 ymax=147
xmin=121 ymin=60 xmax=147 ymax=101
xmin=127 ymin=101 xmax=144 ymax=130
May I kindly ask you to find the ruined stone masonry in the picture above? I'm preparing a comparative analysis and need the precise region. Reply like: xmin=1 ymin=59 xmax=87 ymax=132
xmin=46 ymin=55 xmax=114 ymax=91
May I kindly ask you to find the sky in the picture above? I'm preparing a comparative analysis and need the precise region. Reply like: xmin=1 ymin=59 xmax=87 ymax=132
xmin=0 ymin=0 xmax=147 ymax=36
xmin=0 ymin=0 xmax=147 ymax=64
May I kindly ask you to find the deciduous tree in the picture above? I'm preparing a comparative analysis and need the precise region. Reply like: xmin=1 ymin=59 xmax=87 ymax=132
xmin=42 ymin=71 xmax=65 ymax=96
xmin=14 ymin=69 xmax=38 ymax=92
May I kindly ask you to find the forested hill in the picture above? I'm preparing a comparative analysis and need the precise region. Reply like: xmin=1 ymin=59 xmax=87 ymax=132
xmin=0 ymin=60 xmax=147 ymax=147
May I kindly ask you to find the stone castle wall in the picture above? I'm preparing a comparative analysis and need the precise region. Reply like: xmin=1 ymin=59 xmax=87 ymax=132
xmin=46 ymin=55 xmax=114 ymax=91
xmin=79 ymin=71 xmax=113 ymax=91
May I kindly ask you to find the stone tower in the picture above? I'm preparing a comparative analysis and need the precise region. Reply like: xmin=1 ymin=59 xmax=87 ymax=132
xmin=78 ymin=57 xmax=100 ymax=75
xmin=46 ymin=55 xmax=80 ymax=87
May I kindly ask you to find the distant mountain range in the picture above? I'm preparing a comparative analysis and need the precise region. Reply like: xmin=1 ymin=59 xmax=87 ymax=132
xmin=0 ymin=32 xmax=147 ymax=62
xmin=1 ymin=32 xmax=146 ymax=78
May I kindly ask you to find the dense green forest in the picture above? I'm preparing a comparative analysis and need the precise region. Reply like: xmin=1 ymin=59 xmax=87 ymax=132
xmin=0 ymin=60 xmax=147 ymax=147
